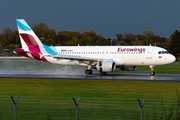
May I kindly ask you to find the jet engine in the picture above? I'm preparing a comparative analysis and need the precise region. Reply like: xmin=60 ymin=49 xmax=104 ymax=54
xmin=118 ymin=65 xmax=137 ymax=71
xmin=96 ymin=61 xmax=116 ymax=72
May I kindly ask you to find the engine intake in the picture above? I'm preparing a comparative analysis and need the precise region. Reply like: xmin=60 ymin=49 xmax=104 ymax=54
xmin=96 ymin=61 xmax=116 ymax=72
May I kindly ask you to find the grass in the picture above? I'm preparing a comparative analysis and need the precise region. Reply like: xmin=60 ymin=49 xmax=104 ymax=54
xmin=1 ymin=78 xmax=180 ymax=119
xmin=0 ymin=78 xmax=180 ymax=99
xmin=0 ymin=59 xmax=180 ymax=119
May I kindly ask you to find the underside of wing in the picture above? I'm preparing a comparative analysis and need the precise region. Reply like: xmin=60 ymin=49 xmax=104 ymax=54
xmin=52 ymin=54 xmax=107 ymax=62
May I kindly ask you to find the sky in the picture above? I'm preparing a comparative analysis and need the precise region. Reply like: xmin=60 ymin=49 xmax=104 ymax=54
xmin=1 ymin=0 xmax=180 ymax=38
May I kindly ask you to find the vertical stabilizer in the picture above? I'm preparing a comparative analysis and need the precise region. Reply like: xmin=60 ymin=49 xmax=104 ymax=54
xmin=15 ymin=19 xmax=49 ymax=62
xmin=16 ymin=19 xmax=44 ymax=49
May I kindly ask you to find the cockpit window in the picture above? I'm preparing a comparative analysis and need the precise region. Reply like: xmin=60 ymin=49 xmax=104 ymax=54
xmin=158 ymin=51 xmax=169 ymax=54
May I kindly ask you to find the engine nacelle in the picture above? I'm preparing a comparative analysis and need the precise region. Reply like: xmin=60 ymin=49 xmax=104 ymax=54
xmin=96 ymin=61 xmax=116 ymax=72
xmin=118 ymin=65 xmax=137 ymax=71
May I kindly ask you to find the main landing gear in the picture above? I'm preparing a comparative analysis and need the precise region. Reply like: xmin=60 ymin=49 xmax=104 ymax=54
xmin=150 ymin=65 xmax=155 ymax=76
xmin=85 ymin=69 xmax=92 ymax=75
xmin=85 ymin=69 xmax=107 ymax=75
xmin=85 ymin=65 xmax=93 ymax=75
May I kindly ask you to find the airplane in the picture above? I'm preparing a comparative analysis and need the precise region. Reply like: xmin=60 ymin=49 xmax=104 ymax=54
xmin=13 ymin=19 xmax=176 ymax=76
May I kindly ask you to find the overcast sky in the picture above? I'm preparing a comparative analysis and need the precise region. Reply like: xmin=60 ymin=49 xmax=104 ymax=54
xmin=1 ymin=0 xmax=180 ymax=38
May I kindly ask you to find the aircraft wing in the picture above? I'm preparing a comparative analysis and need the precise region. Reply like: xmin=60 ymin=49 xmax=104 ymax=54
xmin=52 ymin=55 xmax=107 ymax=62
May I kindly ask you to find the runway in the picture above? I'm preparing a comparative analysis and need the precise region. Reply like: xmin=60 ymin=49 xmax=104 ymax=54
xmin=0 ymin=72 xmax=180 ymax=82
xmin=0 ymin=58 xmax=180 ymax=81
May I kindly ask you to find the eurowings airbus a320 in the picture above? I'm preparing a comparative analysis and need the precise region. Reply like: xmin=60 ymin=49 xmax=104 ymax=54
xmin=14 ymin=19 xmax=176 ymax=75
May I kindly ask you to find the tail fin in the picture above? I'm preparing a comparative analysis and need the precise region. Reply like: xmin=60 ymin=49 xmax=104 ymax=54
xmin=15 ymin=19 xmax=50 ymax=61
xmin=16 ymin=19 xmax=44 ymax=49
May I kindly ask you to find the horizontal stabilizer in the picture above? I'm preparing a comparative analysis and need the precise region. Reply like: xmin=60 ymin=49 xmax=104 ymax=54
xmin=13 ymin=48 xmax=31 ymax=53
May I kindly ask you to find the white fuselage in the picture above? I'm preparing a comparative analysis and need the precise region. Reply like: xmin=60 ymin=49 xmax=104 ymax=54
xmin=42 ymin=46 xmax=175 ymax=66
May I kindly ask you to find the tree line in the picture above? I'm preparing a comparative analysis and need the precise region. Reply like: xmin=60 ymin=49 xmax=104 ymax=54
xmin=0 ymin=22 xmax=179 ymax=59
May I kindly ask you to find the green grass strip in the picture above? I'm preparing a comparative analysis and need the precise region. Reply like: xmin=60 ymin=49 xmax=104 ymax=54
xmin=0 ymin=78 xmax=180 ymax=99
xmin=1 ymin=78 xmax=180 ymax=119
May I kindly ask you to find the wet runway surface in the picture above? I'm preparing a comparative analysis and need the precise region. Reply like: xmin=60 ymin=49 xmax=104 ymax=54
xmin=0 ymin=58 xmax=180 ymax=82
xmin=0 ymin=73 xmax=180 ymax=82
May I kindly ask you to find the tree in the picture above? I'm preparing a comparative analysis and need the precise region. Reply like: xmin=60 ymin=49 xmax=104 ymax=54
xmin=96 ymin=34 xmax=106 ymax=45
xmin=119 ymin=40 xmax=128 ymax=45
xmin=78 ymin=37 xmax=93 ymax=46
xmin=48 ymin=29 xmax=57 ymax=41
xmin=106 ymin=38 xmax=111 ymax=46
xmin=3 ymin=27 xmax=13 ymax=43
xmin=83 ymin=30 xmax=97 ymax=40
xmin=0 ymin=33 xmax=5 ymax=49
xmin=11 ymin=30 xmax=20 ymax=46
xmin=71 ymin=31 xmax=82 ymax=39
xmin=169 ymin=30 xmax=180 ymax=59
xmin=116 ymin=33 xmax=123 ymax=40
xmin=135 ymin=34 xmax=146 ymax=45
xmin=83 ymin=30 xmax=97 ymax=44
xmin=123 ymin=33 xmax=136 ymax=45
xmin=65 ymin=41 xmax=75 ymax=46
xmin=32 ymin=22 xmax=49 ymax=39
xmin=143 ymin=30 xmax=154 ymax=37
xmin=116 ymin=33 xmax=123 ymax=45
xmin=57 ymin=31 xmax=72 ymax=46
xmin=45 ymin=38 xmax=56 ymax=46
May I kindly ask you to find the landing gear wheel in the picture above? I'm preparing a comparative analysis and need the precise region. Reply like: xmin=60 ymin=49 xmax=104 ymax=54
xmin=85 ymin=69 xmax=92 ymax=75
xmin=150 ymin=71 xmax=155 ymax=76
xmin=149 ymin=65 xmax=155 ymax=76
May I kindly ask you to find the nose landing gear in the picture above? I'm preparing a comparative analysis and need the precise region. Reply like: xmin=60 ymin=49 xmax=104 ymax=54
xmin=150 ymin=65 xmax=155 ymax=76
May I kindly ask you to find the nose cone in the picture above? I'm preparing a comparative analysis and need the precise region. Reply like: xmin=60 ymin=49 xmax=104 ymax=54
xmin=169 ymin=54 xmax=176 ymax=63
